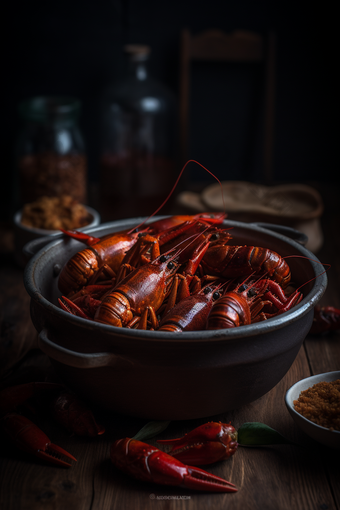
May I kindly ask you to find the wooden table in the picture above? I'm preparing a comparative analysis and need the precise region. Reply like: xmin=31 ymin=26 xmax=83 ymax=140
xmin=1 ymin=183 xmax=339 ymax=510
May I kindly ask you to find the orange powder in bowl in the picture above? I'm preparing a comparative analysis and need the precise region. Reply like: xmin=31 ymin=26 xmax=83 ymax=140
xmin=293 ymin=379 xmax=340 ymax=431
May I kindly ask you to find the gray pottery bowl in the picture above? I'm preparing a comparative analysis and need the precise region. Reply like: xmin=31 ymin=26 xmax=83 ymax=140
xmin=285 ymin=371 xmax=340 ymax=449
xmin=14 ymin=205 xmax=101 ymax=267
xmin=24 ymin=218 xmax=327 ymax=420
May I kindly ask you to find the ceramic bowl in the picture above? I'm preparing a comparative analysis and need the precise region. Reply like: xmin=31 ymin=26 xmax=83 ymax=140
xmin=285 ymin=371 xmax=340 ymax=449
xmin=13 ymin=205 xmax=101 ymax=267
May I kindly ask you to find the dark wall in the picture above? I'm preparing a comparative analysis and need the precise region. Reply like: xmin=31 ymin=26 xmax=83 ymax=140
xmin=2 ymin=0 xmax=335 ymax=219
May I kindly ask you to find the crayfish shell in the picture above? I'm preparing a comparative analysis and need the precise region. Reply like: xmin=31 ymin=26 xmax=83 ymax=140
xmin=58 ymin=249 xmax=99 ymax=295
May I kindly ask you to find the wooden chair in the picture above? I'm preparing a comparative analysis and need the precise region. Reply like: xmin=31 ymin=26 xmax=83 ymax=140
xmin=179 ymin=29 xmax=276 ymax=183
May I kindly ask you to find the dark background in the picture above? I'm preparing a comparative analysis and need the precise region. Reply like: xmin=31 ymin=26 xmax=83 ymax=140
xmin=2 ymin=0 xmax=336 ymax=220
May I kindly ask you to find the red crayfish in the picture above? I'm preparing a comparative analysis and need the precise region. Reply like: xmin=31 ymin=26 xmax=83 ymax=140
xmin=0 ymin=381 xmax=104 ymax=467
xmin=93 ymin=248 xmax=183 ymax=328
xmin=201 ymin=243 xmax=292 ymax=288
xmin=110 ymin=422 xmax=238 ymax=492
xmin=158 ymin=283 xmax=222 ymax=332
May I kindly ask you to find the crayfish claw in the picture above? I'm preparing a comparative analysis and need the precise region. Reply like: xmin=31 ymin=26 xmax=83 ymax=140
xmin=37 ymin=443 xmax=77 ymax=468
xmin=2 ymin=413 xmax=76 ymax=468
xmin=184 ymin=466 xmax=237 ymax=493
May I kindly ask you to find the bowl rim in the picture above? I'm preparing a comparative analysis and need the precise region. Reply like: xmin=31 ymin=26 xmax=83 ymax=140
xmin=24 ymin=217 xmax=327 ymax=343
xmin=285 ymin=370 xmax=340 ymax=434
xmin=14 ymin=205 xmax=101 ymax=235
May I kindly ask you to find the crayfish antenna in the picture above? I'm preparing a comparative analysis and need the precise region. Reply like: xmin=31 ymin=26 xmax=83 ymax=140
xmin=128 ymin=159 xmax=226 ymax=234
xmin=60 ymin=229 xmax=100 ymax=246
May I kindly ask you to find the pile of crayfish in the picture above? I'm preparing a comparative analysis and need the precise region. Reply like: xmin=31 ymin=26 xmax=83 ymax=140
xmin=0 ymin=381 xmax=238 ymax=492
xmin=57 ymin=212 xmax=303 ymax=331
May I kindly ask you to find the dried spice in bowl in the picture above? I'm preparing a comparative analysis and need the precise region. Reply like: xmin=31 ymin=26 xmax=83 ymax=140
xmin=21 ymin=195 xmax=92 ymax=231
xmin=293 ymin=379 xmax=340 ymax=431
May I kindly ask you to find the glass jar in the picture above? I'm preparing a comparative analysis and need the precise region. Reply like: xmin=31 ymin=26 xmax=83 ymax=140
xmin=99 ymin=45 xmax=177 ymax=220
xmin=15 ymin=96 xmax=87 ymax=207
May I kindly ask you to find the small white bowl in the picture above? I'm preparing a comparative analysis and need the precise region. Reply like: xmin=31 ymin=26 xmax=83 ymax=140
xmin=285 ymin=371 xmax=340 ymax=449
xmin=14 ymin=205 xmax=101 ymax=268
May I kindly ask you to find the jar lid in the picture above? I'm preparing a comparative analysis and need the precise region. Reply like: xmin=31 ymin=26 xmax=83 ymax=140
xmin=18 ymin=96 xmax=81 ymax=122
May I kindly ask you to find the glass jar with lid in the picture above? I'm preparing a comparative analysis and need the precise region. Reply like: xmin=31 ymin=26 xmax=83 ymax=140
xmin=99 ymin=45 xmax=177 ymax=220
xmin=15 ymin=96 xmax=87 ymax=207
